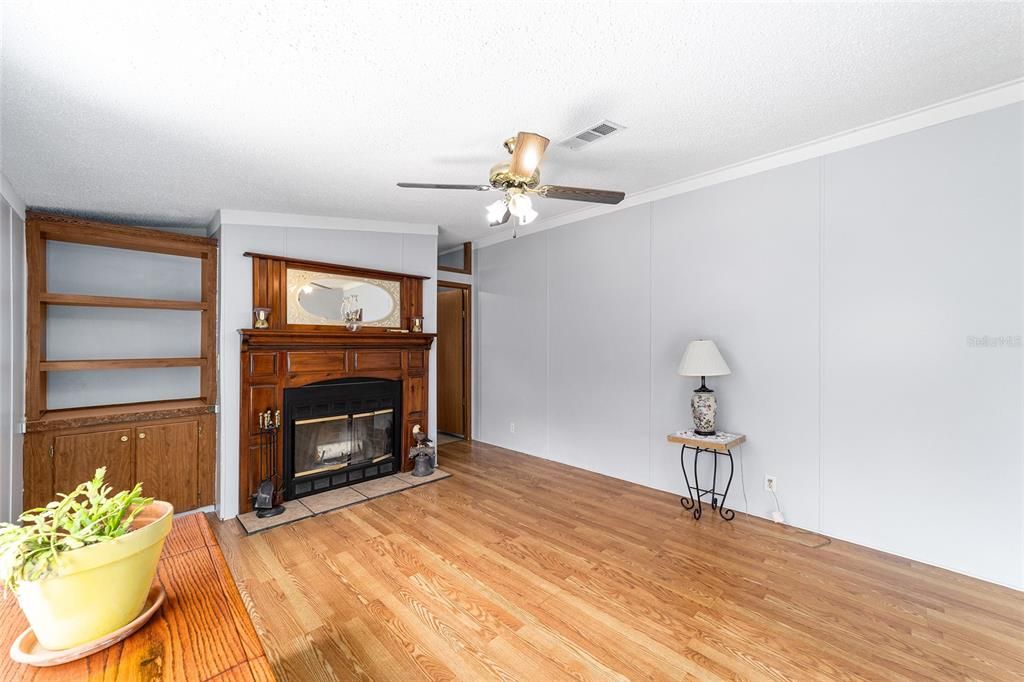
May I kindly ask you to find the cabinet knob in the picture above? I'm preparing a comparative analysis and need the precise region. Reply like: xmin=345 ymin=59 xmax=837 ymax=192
xmin=138 ymin=433 xmax=146 ymax=439
xmin=120 ymin=435 xmax=128 ymax=442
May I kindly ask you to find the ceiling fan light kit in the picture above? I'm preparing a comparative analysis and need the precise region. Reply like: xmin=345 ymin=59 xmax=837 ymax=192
xmin=398 ymin=130 xmax=626 ymax=229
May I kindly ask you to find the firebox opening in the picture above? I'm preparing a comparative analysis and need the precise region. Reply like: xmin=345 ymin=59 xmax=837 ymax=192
xmin=283 ymin=378 xmax=401 ymax=499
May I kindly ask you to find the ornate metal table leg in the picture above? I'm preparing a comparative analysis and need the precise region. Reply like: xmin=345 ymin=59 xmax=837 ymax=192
xmin=691 ymin=447 xmax=702 ymax=520
xmin=718 ymin=449 xmax=736 ymax=521
xmin=679 ymin=445 xmax=696 ymax=512
xmin=711 ymin=450 xmax=719 ymax=510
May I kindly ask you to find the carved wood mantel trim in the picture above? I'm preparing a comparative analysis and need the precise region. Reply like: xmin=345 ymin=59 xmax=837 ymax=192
xmin=245 ymin=252 xmax=426 ymax=332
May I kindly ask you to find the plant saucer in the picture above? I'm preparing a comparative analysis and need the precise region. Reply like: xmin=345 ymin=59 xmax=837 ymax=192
xmin=10 ymin=584 xmax=165 ymax=667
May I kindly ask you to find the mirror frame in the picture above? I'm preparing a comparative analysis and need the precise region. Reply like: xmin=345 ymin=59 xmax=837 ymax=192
xmin=287 ymin=269 xmax=402 ymax=327
xmin=245 ymin=252 xmax=428 ymax=332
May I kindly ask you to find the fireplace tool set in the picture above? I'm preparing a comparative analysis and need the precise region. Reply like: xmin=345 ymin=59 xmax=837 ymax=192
xmin=253 ymin=409 xmax=285 ymax=518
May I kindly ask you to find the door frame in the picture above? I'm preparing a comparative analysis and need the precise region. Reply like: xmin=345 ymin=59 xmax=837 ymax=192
xmin=437 ymin=280 xmax=472 ymax=441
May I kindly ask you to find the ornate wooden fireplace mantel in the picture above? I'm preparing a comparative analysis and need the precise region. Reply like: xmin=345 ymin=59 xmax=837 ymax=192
xmin=238 ymin=252 xmax=434 ymax=514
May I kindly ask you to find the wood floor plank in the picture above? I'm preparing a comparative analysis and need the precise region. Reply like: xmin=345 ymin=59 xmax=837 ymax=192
xmin=213 ymin=440 xmax=1024 ymax=681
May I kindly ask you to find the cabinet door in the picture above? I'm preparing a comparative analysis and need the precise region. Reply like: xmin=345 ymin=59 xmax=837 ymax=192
xmin=135 ymin=421 xmax=199 ymax=511
xmin=54 ymin=429 xmax=135 ymax=498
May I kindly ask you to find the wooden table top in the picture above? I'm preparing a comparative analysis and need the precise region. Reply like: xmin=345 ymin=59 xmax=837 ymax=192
xmin=0 ymin=512 xmax=273 ymax=681
xmin=667 ymin=430 xmax=746 ymax=452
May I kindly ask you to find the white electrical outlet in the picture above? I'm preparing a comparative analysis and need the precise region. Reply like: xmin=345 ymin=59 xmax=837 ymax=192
xmin=510 ymin=422 xmax=516 ymax=433
xmin=765 ymin=475 xmax=778 ymax=493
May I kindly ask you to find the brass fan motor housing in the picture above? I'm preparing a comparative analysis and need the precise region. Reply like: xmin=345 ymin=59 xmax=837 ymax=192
xmin=489 ymin=162 xmax=540 ymax=190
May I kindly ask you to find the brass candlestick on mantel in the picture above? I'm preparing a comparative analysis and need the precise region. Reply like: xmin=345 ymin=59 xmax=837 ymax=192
xmin=253 ymin=308 xmax=271 ymax=329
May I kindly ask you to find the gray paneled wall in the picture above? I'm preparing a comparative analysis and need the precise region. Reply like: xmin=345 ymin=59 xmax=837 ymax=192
xmin=47 ymin=241 xmax=202 ymax=299
xmin=820 ymin=103 xmax=1023 ymax=587
xmin=547 ymin=206 xmax=652 ymax=485
xmin=475 ymin=103 xmax=1023 ymax=588
xmin=0 ymin=188 xmax=26 ymax=523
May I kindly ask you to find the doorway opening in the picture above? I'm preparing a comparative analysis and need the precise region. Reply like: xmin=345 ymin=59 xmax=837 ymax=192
xmin=437 ymin=281 xmax=471 ymax=444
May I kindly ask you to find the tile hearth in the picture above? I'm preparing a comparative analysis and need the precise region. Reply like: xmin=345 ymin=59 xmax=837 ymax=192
xmin=237 ymin=469 xmax=451 ymax=534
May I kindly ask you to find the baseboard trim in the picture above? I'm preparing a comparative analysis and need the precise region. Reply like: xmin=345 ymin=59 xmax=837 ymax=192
xmin=467 ymin=437 xmax=1023 ymax=592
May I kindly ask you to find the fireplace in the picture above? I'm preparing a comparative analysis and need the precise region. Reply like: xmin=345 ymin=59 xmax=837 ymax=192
xmin=282 ymin=378 xmax=401 ymax=499
xmin=239 ymin=252 xmax=434 ymax=514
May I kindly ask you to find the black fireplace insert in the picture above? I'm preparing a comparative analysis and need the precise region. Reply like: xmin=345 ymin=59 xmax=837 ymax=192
xmin=282 ymin=377 xmax=401 ymax=499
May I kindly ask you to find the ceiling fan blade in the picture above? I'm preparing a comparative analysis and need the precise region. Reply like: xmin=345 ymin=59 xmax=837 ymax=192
xmin=489 ymin=208 xmax=512 ymax=227
xmin=538 ymin=185 xmax=625 ymax=205
xmin=397 ymin=182 xmax=492 ymax=191
xmin=508 ymin=132 xmax=550 ymax=180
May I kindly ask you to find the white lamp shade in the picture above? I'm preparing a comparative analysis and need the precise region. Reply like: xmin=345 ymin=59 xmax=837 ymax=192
xmin=678 ymin=339 xmax=731 ymax=377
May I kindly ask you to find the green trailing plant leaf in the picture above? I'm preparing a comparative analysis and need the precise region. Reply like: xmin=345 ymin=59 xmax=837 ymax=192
xmin=0 ymin=467 xmax=152 ymax=593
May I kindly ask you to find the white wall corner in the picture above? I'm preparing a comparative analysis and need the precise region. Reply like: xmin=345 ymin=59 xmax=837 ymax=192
xmin=207 ymin=210 xmax=223 ymax=237
xmin=1 ymin=175 xmax=27 ymax=219
xmin=218 ymin=208 xmax=438 ymax=236
xmin=472 ymin=78 xmax=1024 ymax=251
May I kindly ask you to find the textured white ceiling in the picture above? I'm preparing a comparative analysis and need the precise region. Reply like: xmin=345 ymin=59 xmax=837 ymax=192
xmin=2 ymin=1 xmax=1022 ymax=249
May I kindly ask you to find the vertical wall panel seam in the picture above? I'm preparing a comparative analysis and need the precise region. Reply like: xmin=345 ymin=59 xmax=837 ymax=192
xmin=648 ymin=204 xmax=655 ymax=488
xmin=8 ymin=204 xmax=14 ymax=522
xmin=4 ymin=204 xmax=14 ymax=522
xmin=544 ymin=234 xmax=550 ymax=458
xmin=3 ymin=205 xmax=9 ymax=522
xmin=817 ymin=156 xmax=826 ymax=533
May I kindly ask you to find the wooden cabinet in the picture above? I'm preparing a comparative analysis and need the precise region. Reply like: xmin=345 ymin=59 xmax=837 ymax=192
xmin=22 ymin=212 xmax=218 ymax=514
xmin=53 ymin=429 xmax=134 ymax=497
xmin=24 ymin=413 xmax=214 ymax=513
xmin=135 ymin=421 xmax=200 ymax=510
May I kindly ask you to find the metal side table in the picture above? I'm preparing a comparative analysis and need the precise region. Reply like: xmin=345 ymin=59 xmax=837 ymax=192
xmin=667 ymin=430 xmax=746 ymax=521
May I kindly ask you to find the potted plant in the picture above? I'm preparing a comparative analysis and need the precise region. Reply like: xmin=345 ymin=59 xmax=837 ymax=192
xmin=0 ymin=467 xmax=172 ymax=651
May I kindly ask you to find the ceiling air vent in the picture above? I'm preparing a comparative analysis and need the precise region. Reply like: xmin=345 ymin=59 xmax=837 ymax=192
xmin=560 ymin=120 xmax=626 ymax=151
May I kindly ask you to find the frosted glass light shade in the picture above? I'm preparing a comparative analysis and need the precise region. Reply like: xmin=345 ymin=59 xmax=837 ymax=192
xmin=485 ymin=199 xmax=507 ymax=223
xmin=678 ymin=339 xmax=731 ymax=377
xmin=507 ymin=192 xmax=533 ymax=217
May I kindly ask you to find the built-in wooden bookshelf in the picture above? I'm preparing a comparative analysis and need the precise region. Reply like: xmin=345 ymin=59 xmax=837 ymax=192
xmin=38 ymin=292 xmax=209 ymax=310
xmin=23 ymin=211 xmax=218 ymax=512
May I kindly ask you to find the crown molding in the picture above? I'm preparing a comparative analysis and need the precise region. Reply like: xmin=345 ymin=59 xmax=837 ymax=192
xmin=438 ymin=243 xmax=466 ymax=256
xmin=473 ymin=78 xmax=1024 ymax=250
xmin=218 ymin=209 xmax=438 ymax=236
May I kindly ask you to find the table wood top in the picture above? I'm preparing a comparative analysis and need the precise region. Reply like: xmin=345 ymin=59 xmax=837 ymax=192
xmin=0 ymin=513 xmax=273 ymax=681
xmin=667 ymin=430 xmax=746 ymax=451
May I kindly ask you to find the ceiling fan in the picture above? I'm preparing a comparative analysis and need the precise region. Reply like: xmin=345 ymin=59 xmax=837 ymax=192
xmin=397 ymin=132 xmax=625 ymax=229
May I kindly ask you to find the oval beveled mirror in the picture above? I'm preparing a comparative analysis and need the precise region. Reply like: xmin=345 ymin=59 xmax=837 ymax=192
xmin=287 ymin=268 xmax=401 ymax=327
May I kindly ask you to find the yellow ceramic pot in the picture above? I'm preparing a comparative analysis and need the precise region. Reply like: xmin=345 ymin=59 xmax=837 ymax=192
xmin=14 ymin=500 xmax=173 ymax=650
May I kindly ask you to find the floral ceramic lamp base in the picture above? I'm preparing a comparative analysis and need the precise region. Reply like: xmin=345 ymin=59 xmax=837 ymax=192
xmin=691 ymin=390 xmax=717 ymax=436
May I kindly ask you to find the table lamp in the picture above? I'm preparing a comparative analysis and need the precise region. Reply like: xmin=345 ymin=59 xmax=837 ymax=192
xmin=678 ymin=339 xmax=731 ymax=435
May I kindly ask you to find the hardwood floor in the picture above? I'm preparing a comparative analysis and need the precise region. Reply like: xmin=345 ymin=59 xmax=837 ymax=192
xmin=213 ymin=440 xmax=1024 ymax=681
